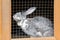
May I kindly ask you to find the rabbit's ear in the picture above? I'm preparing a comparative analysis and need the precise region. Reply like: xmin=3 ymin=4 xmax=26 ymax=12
xmin=22 ymin=7 xmax=37 ymax=15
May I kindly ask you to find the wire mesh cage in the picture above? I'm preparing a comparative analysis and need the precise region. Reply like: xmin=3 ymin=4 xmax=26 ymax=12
xmin=11 ymin=0 xmax=54 ymax=38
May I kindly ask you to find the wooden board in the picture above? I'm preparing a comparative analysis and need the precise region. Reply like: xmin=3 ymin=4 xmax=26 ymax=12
xmin=54 ymin=0 xmax=60 ymax=40
xmin=11 ymin=37 xmax=56 ymax=40
xmin=0 ymin=0 xmax=2 ymax=40
xmin=1 ymin=0 xmax=11 ymax=40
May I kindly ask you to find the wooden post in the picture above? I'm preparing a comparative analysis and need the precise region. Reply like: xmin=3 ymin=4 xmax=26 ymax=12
xmin=2 ymin=0 xmax=11 ymax=40
xmin=0 ymin=0 xmax=2 ymax=40
xmin=54 ymin=0 xmax=60 ymax=40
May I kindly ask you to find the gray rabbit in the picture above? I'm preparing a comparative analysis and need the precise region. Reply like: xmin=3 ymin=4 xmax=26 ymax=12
xmin=13 ymin=7 xmax=54 ymax=37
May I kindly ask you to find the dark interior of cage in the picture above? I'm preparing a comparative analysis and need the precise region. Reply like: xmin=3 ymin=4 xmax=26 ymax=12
xmin=11 ymin=0 xmax=54 ymax=38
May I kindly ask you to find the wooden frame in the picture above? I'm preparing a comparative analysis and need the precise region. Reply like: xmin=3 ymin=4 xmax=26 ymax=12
xmin=0 ymin=0 xmax=2 ymax=40
xmin=0 ymin=0 xmax=60 ymax=40
xmin=1 ymin=0 xmax=11 ymax=40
